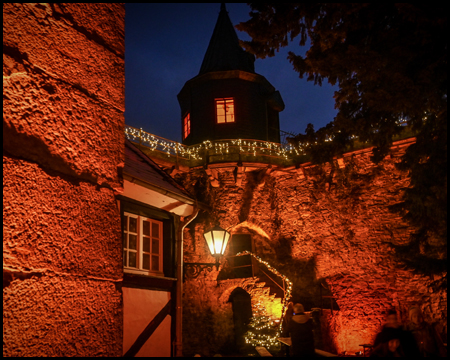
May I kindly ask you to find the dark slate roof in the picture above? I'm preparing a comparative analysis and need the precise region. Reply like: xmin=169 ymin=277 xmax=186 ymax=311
xmin=198 ymin=3 xmax=255 ymax=75
xmin=124 ymin=140 xmax=193 ymax=202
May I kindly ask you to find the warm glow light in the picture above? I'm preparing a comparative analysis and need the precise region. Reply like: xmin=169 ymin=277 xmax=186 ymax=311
xmin=126 ymin=121 xmax=411 ymax=164
xmin=203 ymin=225 xmax=230 ymax=256
xmin=236 ymin=250 xmax=293 ymax=337
xmin=183 ymin=113 xmax=190 ymax=139
xmin=124 ymin=125 xmax=303 ymax=162
xmin=204 ymin=231 xmax=214 ymax=255
xmin=215 ymin=98 xmax=235 ymax=123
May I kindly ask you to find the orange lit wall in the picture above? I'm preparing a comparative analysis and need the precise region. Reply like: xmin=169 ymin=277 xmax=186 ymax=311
xmin=179 ymin=141 xmax=447 ymax=356
xmin=3 ymin=4 xmax=125 ymax=356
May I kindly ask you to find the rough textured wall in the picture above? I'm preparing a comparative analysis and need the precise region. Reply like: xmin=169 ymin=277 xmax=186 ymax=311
xmin=182 ymin=224 xmax=283 ymax=356
xmin=3 ymin=3 xmax=125 ymax=357
xmin=179 ymin=142 xmax=447 ymax=355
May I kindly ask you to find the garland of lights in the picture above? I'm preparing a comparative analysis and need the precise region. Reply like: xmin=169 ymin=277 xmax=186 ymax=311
xmin=235 ymin=250 xmax=293 ymax=348
xmin=125 ymin=126 xmax=303 ymax=161
xmin=125 ymin=119 xmax=409 ymax=163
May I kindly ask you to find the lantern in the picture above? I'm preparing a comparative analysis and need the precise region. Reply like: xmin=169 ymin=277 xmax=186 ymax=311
xmin=183 ymin=225 xmax=231 ymax=279
xmin=203 ymin=225 xmax=231 ymax=257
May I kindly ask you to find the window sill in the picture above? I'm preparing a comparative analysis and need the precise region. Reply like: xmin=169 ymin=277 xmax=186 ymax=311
xmin=124 ymin=268 xmax=176 ymax=281
xmin=123 ymin=272 xmax=178 ymax=291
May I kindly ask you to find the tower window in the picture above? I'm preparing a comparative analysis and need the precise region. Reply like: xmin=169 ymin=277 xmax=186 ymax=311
xmin=215 ymin=98 xmax=235 ymax=123
xmin=183 ymin=113 xmax=190 ymax=139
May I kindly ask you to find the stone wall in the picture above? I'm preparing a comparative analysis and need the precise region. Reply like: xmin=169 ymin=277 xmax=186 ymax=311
xmin=179 ymin=140 xmax=447 ymax=355
xmin=3 ymin=4 xmax=125 ymax=356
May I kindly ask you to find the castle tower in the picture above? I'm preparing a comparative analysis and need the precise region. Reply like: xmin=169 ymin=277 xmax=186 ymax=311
xmin=178 ymin=4 xmax=284 ymax=146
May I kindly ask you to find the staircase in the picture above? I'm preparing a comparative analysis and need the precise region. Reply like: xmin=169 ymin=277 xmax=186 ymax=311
xmin=254 ymin=263 xmax=286 ymax=299
xmin=225 ymin=251 xmax=288 ymax=320
xmin=248 ymin=260 xmax=286 ymax=321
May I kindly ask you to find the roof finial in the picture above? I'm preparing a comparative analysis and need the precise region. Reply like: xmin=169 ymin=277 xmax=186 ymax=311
xmin=220 ymin=3 xmax=226 ymax=12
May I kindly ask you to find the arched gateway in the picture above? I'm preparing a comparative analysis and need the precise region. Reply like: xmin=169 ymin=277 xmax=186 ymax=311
xmin=228 ymin=287 xmax=252 ymax=352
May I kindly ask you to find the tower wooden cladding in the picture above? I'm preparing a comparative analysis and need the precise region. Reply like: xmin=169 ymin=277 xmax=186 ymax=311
xmin=178 ymin=4 xmax=284 ymax=146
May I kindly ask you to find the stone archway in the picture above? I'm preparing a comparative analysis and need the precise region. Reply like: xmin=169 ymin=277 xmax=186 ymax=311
xmin=228 ymin=287 xmax=252 ymax=352
xmin=229 ymin=220 xmax=270 ymax=240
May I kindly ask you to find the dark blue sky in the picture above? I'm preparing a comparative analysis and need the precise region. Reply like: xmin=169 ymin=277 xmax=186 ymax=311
xmin=125 ymin=3 xmax=338 ymax=143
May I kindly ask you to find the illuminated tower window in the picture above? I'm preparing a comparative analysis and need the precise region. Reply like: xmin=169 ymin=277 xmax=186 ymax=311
xmin=216 ymin=98 xmax=235 ymax=123
xmin=183 ymin=113 xmax=190 ymax=139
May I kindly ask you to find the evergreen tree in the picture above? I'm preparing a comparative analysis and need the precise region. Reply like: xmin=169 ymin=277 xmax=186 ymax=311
xmin=237 ymin=4 xmax=447 ymax=271
xmin=244 ymin=303 xmax=280 ymax=351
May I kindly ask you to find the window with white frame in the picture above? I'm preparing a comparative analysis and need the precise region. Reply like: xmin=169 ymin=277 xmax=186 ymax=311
xmin=123 ymin=212 xmax=163 ymax=275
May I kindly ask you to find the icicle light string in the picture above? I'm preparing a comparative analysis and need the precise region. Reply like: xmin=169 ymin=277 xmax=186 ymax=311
xmin=125 ymin=126 xmax=310 ymax=161
xmin=236 ymin=250 xmax=293 ymax=347
xmin=125 ymin=119 xmax=409 ymax=162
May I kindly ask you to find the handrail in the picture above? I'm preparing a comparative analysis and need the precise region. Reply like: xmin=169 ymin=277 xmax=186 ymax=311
xmin=257 ymin=264 xmax=286 ymax=296
xmin=225 ymin=256 xmax=285 ymax=294
xmin=236 ymin=251 xmax=293 ymax=335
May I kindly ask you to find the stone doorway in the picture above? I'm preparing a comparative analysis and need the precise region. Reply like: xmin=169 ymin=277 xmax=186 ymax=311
xmin=228 ymin=287 xmax=252 ymax=353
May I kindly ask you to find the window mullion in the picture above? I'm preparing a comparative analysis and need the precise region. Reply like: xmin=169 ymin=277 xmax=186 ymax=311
xmin=138 ymin=216 xmax=142 ymax=270
xmin=124 ymin=216 xmax=129 ymax=267
xmin=123 ymin=212 xmax=163 ymax=276
xmin=160 ymin=221 xmax=162 ymax=272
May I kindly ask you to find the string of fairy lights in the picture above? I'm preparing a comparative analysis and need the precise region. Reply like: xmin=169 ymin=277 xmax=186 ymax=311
xmin=235 ymin=250 xmax=293 ymax=349
xmin=125 ymin=118 xmax=409 ymax=163
xmin=124 ymin=125 xmax=302 ymax=161
xmin=244 ymin=312 xmax=281 ymax=349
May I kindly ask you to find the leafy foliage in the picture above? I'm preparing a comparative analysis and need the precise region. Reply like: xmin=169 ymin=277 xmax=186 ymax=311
xmin=237 ymin=4 xmax=447 ymax=267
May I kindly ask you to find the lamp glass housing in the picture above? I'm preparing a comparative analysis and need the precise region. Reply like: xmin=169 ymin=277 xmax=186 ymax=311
xmin=203 ymin=225 xmax=230 ymax=256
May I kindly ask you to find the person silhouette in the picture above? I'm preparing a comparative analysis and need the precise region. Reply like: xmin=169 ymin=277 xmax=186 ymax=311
xmin=286 ymin=303 xmax=314 ymax=357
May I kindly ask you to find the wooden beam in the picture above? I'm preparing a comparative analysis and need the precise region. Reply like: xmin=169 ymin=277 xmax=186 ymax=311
xmin=123 ymin=299 xmax=172 ymax=357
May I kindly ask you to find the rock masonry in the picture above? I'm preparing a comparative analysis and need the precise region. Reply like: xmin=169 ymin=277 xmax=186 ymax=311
xmin=178 ymin=141 xmax=447 ymax=355
xmin=3 ymin=4 xmax=125 ymax=356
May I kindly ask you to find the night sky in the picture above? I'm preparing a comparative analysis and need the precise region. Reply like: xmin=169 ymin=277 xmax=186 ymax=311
xmin=125 ymin=3 xmax=338 ymax=143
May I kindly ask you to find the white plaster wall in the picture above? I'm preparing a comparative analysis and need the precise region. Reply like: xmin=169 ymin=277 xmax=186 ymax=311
xmin=123 ymin=287 xmax=171 ymax=357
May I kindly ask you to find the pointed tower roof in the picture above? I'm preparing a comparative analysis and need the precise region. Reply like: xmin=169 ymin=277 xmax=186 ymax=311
xmin=199 ymin=3 xmax=255 ymax=75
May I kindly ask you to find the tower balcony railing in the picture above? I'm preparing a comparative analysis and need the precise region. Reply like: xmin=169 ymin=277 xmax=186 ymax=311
xmin=125 ymin=125 xmax=301 ymax=167
xmin=125 ymin=123 xmax=416 ymax=168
